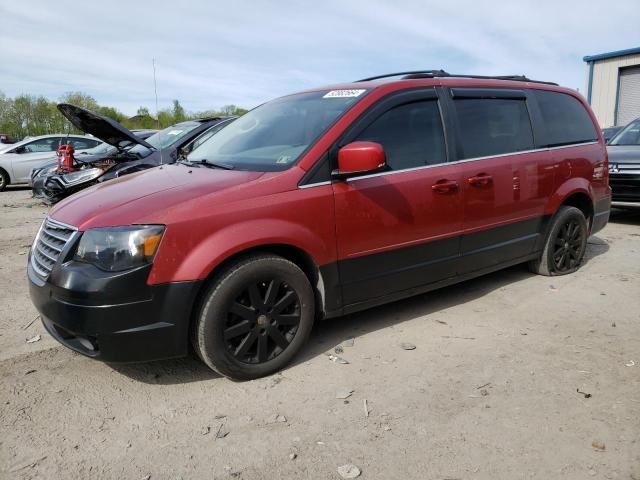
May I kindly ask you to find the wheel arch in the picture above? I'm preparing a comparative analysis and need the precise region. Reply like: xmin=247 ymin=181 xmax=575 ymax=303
xmin=545 ymin=178 xmax=595 ymax=225
xmin=560 ymin=191 xmax=594 ymax=226
xmin=185 ymin=242 xmax=336 ymax=335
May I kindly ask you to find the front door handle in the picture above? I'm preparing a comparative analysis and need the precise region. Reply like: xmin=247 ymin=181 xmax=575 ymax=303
xmin=431 ymin=179 xmax=459 ymax=194
xmin=467 ymin=173 xmax=493 ymax=187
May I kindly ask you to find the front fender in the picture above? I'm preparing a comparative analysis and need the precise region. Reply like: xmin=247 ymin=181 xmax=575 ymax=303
xmin=149 ymin=218 xmax=331 ymax=284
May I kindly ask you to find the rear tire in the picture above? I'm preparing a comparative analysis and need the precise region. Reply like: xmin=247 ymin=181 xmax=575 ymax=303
xmin=0 ymin=169 xmax=9 ymax=192
xmin=528 ymin=206 xmax=588 ymax=276
xmin=192 ymin=254 xmax=315 ymax=380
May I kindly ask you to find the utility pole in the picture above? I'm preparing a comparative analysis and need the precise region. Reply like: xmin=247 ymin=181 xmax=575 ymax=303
xmin=152 ymin=58 xmax=160 ymax=129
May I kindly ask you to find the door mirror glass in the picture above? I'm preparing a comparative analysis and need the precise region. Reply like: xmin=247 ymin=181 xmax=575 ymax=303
xmin=334 ymin=141 xmax=386 ymax=178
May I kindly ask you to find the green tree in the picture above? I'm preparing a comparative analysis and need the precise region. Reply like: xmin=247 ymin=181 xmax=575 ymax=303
xmin=60 ymin=91 xmax=99 ymax=111
xmin=172 ymin=100 xmax=186 ymax=123
xmin=219 ymin=104 xmax=248 ymax=116
xmin=157 ymin=109 xmax=175 ymax=128
xmin=97 ymin=106 xmax=126 ymax=123
xmin=0 ymin=91 xmax=247 ymax=139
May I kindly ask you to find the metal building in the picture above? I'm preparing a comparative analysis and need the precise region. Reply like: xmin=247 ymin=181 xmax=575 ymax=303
xmin=584 ymin=47 xmax=640 ymax=128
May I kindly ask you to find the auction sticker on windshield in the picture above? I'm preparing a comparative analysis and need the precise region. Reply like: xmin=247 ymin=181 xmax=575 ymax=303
xmin=323 ymin=89 xmax=366 ymax=98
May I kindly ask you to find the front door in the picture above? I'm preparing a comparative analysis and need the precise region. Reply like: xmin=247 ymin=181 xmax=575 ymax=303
xmin=332 ymin=90 xmax=463 ymax=307
xmin=11 ymin=137 xmax=63 ymax=182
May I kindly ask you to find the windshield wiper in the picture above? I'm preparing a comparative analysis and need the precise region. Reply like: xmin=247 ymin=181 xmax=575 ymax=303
xmin=197 ymin=159 xmax=235 ymax=170
xmin=177 ymin=159 xmax=201 ymax=167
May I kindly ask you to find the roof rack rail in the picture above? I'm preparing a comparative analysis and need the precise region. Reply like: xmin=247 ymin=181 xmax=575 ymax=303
xmin=356 ymin=70 xmax=558 ymax=86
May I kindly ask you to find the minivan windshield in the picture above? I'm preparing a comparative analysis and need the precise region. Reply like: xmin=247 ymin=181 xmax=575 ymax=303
xmin=186 ymin=90 xmax=367 ymax=171
xmin=129 ymin=121 xmax=203 ymax=155
xmin=609 ymin=119 xmax=640 ymax=145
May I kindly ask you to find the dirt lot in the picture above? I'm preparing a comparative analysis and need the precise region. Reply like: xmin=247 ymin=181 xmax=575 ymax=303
xmin=1 ymin=187 xmax=639 ymax=479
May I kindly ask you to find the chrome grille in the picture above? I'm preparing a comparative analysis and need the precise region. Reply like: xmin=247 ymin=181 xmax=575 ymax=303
xmin=30 ymin=217 xmax=77 ymax=279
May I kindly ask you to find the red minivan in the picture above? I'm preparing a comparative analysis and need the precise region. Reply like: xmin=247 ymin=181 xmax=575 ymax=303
xmin=28 ymin=71 xmax=611 ymax=379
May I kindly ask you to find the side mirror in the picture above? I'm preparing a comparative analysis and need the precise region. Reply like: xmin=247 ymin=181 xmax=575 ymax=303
xmin=333 ymin=141 xmax=386 ymax=179
xmin=14 ymin=146 xmax=26 ymax=154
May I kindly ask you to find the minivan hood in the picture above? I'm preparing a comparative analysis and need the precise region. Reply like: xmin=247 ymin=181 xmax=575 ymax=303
xmin=57 ymin=104 xmax=155 ymax=151
xmin=50 ymin=164 xmax=264 ymax=230
xmin=607 ymin=145 xmax=640 ymax=163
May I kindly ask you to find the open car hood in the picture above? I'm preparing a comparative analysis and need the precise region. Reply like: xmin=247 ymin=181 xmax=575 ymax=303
xmin=57 ymin=104 xmax=155 ymax=151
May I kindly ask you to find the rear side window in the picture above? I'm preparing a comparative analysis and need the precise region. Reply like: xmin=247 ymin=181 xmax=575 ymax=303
xmin=454 ymin=99 xmax=534 ymax=159
xmin=534 ymin=90 xmax=597 ymax=147
xmin=355 ymin=100 xmax=446 ymax=170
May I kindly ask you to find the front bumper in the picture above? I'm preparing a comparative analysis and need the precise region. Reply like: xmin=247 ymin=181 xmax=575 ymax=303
xmin=610 ymin=173 xmax=640 ymax=204
xmin=28 ymin=255 xmax=202 ymax=362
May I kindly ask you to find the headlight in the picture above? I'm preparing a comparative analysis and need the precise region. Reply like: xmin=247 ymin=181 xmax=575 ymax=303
xmin=60 ymin=167 xmax=103 ymax=187
xmin=74 ymin=225 xmax=165 ymax=272
xmin=31 ymin=164 xmax=56 ymax=179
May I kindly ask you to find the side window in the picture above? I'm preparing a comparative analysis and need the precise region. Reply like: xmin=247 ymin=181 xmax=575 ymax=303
xmin=354 ymin=100 xmax=446 ymax=170
xmin=454 ymin=99 xmax=534 ymax=159
xmin=190 ymin=121 xmax=230 ymax=153
xmin=23 ymin=137 xmax=62 ymax=153
xmin=69 ymin=138 xmax=99 ymax=150
xmin=534 ymin=90 xmax=597 ymax=147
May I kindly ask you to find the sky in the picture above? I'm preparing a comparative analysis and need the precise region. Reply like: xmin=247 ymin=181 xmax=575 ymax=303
xmin=1 ymin=0 xmax=638 ymax=116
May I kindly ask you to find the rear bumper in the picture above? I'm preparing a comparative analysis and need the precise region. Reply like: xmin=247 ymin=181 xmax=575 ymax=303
xmin=591 ymin=191 xmax=611 ymax=235
xmin=28 ymin=258 xmax=202 ymax=362
xmin=610 ymin=173 xmax=640 ymax=203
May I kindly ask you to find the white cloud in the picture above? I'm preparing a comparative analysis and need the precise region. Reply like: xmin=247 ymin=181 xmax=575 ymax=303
xmin=0 ymin=0 xmax=637 ymax=115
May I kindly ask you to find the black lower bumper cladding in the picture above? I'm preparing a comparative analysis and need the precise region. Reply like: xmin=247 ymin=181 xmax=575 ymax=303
xmin=28 ymin=256 xmax=202 ymax=362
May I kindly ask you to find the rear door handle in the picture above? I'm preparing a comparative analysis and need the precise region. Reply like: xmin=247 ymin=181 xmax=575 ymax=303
xmin=431 ymin=179 xmax=459 ymax=194
xmin=467 ymin=173 xmax=493 ymax=187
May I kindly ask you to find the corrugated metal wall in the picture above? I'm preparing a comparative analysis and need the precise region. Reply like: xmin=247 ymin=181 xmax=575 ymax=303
xmin=616 ymin=67 xmax=640 ymax=126
xmin=586 ymin=54 xmax=640 ymax=127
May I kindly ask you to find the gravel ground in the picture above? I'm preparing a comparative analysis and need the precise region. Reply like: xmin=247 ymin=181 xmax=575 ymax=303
xmin=1 ymin=187 xmax=639 ymax=479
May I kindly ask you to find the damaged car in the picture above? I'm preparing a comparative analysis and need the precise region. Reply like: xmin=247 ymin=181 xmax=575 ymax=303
xmin=31 ymin=104 xmax=234 ymax=204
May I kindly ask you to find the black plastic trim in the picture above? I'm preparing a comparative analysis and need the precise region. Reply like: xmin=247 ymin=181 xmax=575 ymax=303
xmin=28 ymin=255 xmax=202 ymax=362
xmin=450 ymin=88 xmax=527 ymax=99
xmin=298 ymin=152 xmax=332 ymax=186
xmin=338 ymin=216 xmax=545 ymax=308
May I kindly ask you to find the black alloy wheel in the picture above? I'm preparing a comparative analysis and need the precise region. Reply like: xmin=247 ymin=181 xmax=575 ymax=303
xmin=224 ymin=278 xmax=301 ymax=364
xmin=551 ymin=218 xmax=585 ymax=272
xmin=192 ymin=254 xmax=315 ymax=380
xmin=528 ymin=205 xmax=588 ymax=276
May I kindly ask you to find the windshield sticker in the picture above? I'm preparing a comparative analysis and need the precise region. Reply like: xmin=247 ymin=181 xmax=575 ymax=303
xmin=323 ymin=89 xmax=366 ymax=99
xmin=276 ymin=155 xmax=291 ymax=164
xmin=167 ymin=130 xmax=184 ymax=136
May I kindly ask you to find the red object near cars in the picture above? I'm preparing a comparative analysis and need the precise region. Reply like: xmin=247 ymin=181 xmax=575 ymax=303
xmin=28 ymin=71 xmax=611 ymax=379
xmin=56 ymin=143 xmax=76 ymax=173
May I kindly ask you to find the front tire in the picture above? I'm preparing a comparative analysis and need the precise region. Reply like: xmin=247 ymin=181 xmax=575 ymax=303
xmin=0 ymin=169 xmax=9 ymax=192
xmin=192 ymin=254 xmax=315 ymax=380
xmin=528 ymin=206 xmax=588 ymax=276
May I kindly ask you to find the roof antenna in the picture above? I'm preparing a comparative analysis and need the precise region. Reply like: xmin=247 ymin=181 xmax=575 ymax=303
xmin=152 ymin=58 xmax=163 ymax=165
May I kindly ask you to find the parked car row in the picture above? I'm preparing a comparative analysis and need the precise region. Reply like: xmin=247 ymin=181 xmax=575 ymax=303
xmin=29 ymin=104 xmax=234 ymax=204
xmin=27 ymin=71 xmax=611 ymax=380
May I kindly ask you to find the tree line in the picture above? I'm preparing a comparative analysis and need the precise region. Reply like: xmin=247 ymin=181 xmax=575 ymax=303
xmin=0 ymin=91 xmax=248 ymax=140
